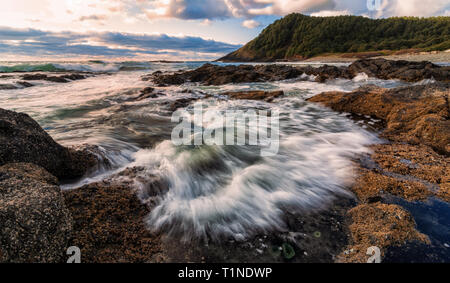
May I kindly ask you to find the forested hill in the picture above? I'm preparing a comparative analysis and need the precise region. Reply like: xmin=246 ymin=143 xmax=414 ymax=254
xmin=219 ymin=14 xmax=450 ymax=62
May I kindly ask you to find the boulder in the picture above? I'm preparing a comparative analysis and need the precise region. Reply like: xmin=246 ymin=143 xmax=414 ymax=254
xmin=0 ymin=163 xmax=72 ymax=263
xmin=0 ymin=108 xmax=99 ymax=180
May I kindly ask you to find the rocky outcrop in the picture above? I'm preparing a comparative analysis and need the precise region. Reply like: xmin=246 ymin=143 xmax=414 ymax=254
xmin=0 ymin=108 xmax=100 ymax=180
xmin=308 ymin=83 xmax=450 ymax=155
xmin=144 ymin=59 xmax=449 ymax=86
xmin=0 ymin=163 xmax=72 ymax=263
xmin=146 ymin=63 xmax=305 ymax=86
xmin=309 ymin=82 xmax=449 ymax=262
xmin=348 ymin=59 xmax=449 ymax=82
xmin=63 ymin=171 xmax=168 ymax=263
xmin=21 ymin=73 xmax=89 ymax=83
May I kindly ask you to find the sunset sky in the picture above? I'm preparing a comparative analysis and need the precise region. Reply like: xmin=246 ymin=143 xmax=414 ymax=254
xmin=1 ymin=0 xmax=449 ymax=60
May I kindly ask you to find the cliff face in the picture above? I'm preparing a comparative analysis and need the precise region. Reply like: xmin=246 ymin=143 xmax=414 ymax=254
xmin=219 ymin=13 xmax=450 ymax=62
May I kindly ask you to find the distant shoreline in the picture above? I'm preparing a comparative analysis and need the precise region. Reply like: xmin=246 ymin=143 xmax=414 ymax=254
xmin=304 ymin=50 xmax=450 ymax=64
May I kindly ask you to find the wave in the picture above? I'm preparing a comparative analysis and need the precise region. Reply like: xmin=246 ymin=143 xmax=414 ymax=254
xmin=121 ymin=97 xmax=378 ymax=242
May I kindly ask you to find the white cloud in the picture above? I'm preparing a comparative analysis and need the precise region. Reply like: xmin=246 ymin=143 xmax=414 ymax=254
xmin=242 ymin=19 xmax=261 ymax=29
xmin=245 ymin=0 xmax=336 ymax=16
xmin=375 ymin=0 xmax=450 ymax=17
xmin=310 ymin=10 xmax=350 ymax=17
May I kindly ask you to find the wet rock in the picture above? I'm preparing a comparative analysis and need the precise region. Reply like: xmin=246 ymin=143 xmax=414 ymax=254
xmin=164 ymin=98 xmax=198 ymax=112
xmin=64 ymin=178 xmax=166 ymax=263
xmin=136 ymin=87 xmax=160 ymax=100
xmin=0 ymin=108 xmax=99 ymax=180
xmin=45 ymin=76 xmax=69 ymax=83
xmin=222 ymin=90 xmax=284 ymax=102
xmin=308 ymin=83 xmax=450 ymax=155
xmin=145 ymin=59 xmax=449 ymax=86
xmin=62 ymin=74 xmax=86 ymax=81
xmin=147 ymin=63 xmax=305 ymax=86
xmin=0 ymin=163 xmax=72 ymax=263
xmin=16 ymin=81 xmax=34 ymax=88
xmin=337 ymin=203 xmax=429 ymax=263
xmin=348 ymin=58 xmax=449 ymax=82
xmin=21 ymin=74 xmax=47 ymax=80
xmin=0 ymin=84 xmax=18 ymax=90
xmin=21 ymin=73 xmax=90 ymax=84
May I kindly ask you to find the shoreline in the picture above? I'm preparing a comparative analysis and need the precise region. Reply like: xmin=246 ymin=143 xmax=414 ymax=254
xmin=219 ymin=50 xmax=450 ymax=64
xmin=1 ymin=58 xmax=449 ymax=263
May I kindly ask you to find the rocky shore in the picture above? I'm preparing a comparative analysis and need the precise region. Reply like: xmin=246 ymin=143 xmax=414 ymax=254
xmin=1 ymin=59 xmax=449 ymax=263
xmin=0 ymin=72 xmax=102 ymax=90
xmin=144 ymin=58 xmax=449 ymax=86
xmin=308 ymin=83 xmax=449 ymax=262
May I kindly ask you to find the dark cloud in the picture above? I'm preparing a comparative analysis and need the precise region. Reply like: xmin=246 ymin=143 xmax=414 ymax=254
xmin=0 ymin=27 xmax=241 ymax=58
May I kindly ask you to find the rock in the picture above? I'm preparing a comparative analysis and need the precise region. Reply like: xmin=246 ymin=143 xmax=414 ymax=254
xmin=63 ymin=175 xmax=167 ymax=263
xmin=0 ymin=163 xmax=72 ymax=263
xmin=164 ymin=98 xmax=198 ymax=112
xmin=147 ymin=63 xmax=304 ymax=86
xmin=21 ymin=74 xmax=47 ymax=80
xmin=136 ymin=87 xmax=160 ymax=100
xmin=21 ymin=73 xmax=90 ymax=83
xmin=348 ymin=58 xmax=449 ymax=82
xmin=337 ymin=203 xmax=429 ymax=263
xmin=16 ymin=81 xmax=34 ymax=88
xmin=308 ymin=83 xmax=450 ymax=155
xmin=145 ymin=59 xmax=449 ymax=86
xmin=0 ymin=84 xmax=18 ymax=90
xmin=62 ymin=74 xmax=86 ymax=81
xmin=0 ymin=108 xmax=99 ymax=180
xmin=222 ymin=90 xmax=284 ymax=102
xmin=45 ymin=76 xmax=69 ymax=83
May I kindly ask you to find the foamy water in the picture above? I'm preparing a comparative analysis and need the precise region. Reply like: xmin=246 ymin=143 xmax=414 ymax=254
xmin=0 ymin=61 xmax=408 ymax=241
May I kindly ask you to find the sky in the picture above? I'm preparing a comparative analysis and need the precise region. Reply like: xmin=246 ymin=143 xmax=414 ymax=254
xmin=0 ymin=0 xmax=449 ymax=61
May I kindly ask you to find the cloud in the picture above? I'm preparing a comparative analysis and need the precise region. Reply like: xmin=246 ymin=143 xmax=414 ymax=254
xmin=310 ymin=10 xmax=351 ymax=17
xmin=78 ymin=15 xmax=108 ymax=22
xmin=242 ymin=20 xmax=261 ymax=29
xmin=145 ymin=0 xmax=232 ymax=20
xmin=374 ymin=0 xmax=450 ymax=17
xmin=0 ymin=27 xmax=241 ymax=59
xmin=145 ymin=0 xmax=337 ymax=20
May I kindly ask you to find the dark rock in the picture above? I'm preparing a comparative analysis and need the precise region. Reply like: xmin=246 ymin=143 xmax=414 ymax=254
xmin=62 ymin=74 xmax=86 ymax=81
xmin=16 ymin=81 xmax=34 ymax=88
xmin=135 ymin=87 xmax=161 ymax=100
xmin=0 ymin=84 xmax=18 ymax=90
xmin=165 ymin=98 xmax=198 ymax=112
xmin=0 ymin=163 xmax=72 ymax=263
xmin=145 ymin=59 xmax=449 ymax=86
xmin=0 ymin=108 xmax=99 ymax=180
xmin=45 ymin=76 xmax=69 ymax=83
xmin=21 ymin=74 xmax=47 ymax=80
xmin=348 ymin=58 xmax=449 ymax=82
xmin=222 ymin=90 xmax=284 ymax=102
